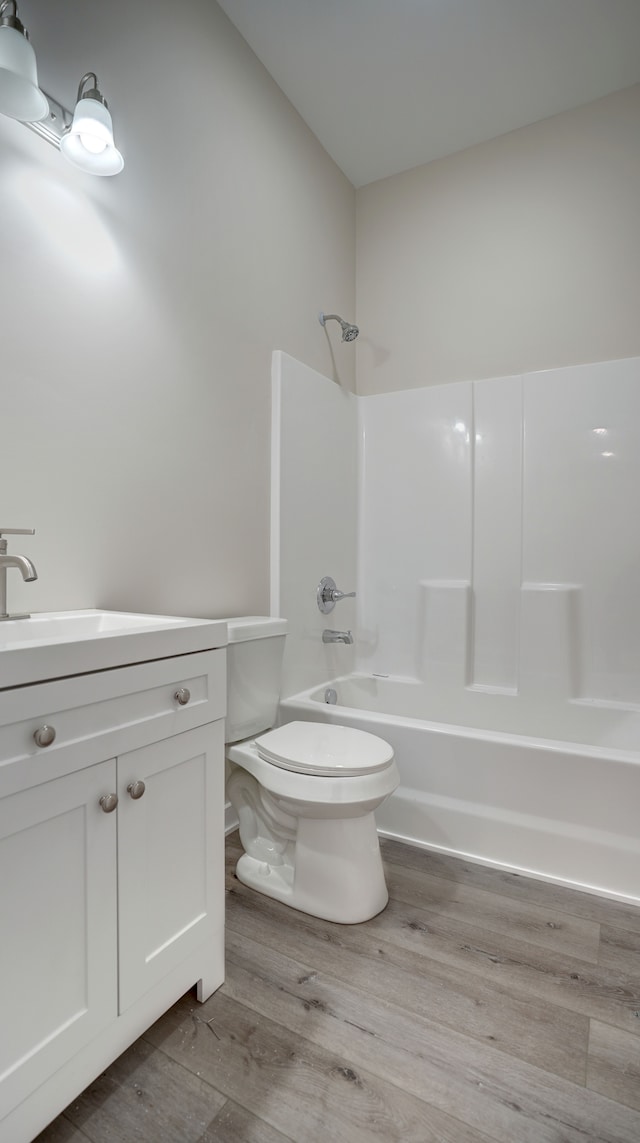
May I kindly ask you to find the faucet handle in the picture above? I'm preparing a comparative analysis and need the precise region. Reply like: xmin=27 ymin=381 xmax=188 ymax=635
xmin=317 ymin=575 xmax=356 ymax=614
xmin=0 ymin=528 xmax=35 ymax=536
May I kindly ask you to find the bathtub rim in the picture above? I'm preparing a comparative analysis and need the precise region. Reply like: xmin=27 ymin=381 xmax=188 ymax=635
xmin=281 ymin=675 xmax=640 ymax=769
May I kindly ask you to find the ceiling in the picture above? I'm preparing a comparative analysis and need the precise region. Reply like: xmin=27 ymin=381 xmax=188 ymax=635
xmin=217 ymin=0 xmax=640 ymax=187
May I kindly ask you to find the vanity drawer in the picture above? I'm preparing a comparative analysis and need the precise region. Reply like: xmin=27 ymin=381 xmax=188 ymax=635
xmin=0 ymin=650 xmax=226 ymax=797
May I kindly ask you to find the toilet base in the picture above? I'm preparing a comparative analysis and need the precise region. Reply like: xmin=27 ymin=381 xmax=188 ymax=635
xmin=234 ymin=811 xmax=389 ymax=924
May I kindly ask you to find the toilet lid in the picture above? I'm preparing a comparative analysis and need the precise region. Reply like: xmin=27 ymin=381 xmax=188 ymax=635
xmin=254 ymin=721 xmax=394 ymax=776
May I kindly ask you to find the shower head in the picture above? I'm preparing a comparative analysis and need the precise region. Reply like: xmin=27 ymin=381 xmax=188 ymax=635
xmin=319 ymin=311 xmax=359 ymax=342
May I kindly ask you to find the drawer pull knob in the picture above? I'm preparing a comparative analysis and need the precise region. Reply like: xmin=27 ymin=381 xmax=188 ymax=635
xmin=99 ymin=793 xmax=118 ymax=814
xmin=33 ymin=725 xmax=56 ymax=748
xmin=127 ymin=780 xmax=146 ymax=800
xmin=175 ymin=687 xmax=191 ymax=706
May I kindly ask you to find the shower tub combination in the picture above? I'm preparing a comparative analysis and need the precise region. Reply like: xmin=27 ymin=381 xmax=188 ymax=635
xmin=280 ymin=674 xmax=640 ymax=905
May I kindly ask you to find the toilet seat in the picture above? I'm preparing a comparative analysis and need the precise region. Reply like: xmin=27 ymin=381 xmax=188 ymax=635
xmin=254 ymin=721 xmax=394 ymax=777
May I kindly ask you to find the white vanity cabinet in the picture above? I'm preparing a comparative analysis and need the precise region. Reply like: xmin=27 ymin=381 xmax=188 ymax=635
xmin=0 ymin=757 xmax=118 ymax=1123
xmin=0 ymin=643 xmax=226 ymax=1143
xmin=117 ymin=722 xmax=224 ymax=1011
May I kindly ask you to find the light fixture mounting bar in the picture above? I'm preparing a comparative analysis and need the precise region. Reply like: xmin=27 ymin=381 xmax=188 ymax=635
xmin=23 ymin=89 xmax=72 ymax=148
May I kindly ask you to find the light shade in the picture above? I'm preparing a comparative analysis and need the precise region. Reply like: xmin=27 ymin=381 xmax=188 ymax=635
xmin=60 ymin=76 xmax=124 ymax=176
xmin=0 ymin=17 xmax=48 ymax=122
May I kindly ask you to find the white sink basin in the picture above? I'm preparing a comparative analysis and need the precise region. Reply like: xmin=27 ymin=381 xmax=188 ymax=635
xmin=0 ymin=610 xmax=228 ymax=688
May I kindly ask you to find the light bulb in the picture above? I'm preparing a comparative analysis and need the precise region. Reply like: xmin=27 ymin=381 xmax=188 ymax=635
xmin=79 ymin=133 xmax=107 ymax=154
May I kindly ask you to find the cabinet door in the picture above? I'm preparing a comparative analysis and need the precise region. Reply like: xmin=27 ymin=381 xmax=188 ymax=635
xmin=0 ymin=760 xmax=118 ymax=1121
xmin=117 ymin=722 xmax=224 ymax=1013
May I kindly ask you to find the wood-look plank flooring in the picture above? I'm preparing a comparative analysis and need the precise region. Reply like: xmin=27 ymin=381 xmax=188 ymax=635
xmin=36 ymin=832 xmax=640 ymax=1143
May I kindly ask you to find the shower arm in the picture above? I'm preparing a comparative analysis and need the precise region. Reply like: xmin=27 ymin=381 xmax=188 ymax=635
xmin=318 ymin=311 xmax=359 ymax=341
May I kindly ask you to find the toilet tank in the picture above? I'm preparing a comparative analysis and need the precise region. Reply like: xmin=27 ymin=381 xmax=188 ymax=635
xmin=225 ymin=616 xmax=288 ymax=743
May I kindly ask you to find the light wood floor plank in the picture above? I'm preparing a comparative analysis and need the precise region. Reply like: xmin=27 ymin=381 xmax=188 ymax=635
xmin=599 ymin=924 xmax=640 ymax=979
xmin=380 ymin=837 xmax=640 ymax=934
xmin=222 ymin=930 xmax=601 ymax=1142
xmin=145 ymin=992 xmax=496 ymax=1143
xmin=60 ymin=1037 xmax=227 ymax=1142
xmin=226 ymin=879 xmax=589 ymax=1083
xmin=221 ymin=926 xmax=640 ymax=1143
xmin=227 ymin=869 xmax=640 ymax=1040
xmin=587 ymin=1020 xmax=640 ymax=1112
xmin=384 ymin=861 xmax=601 ymax=961
xmin=34 ymin=1120 xmax=92 ymax=1143
xmin=202 ymin=1099 xmax=296 ymax=1143
xmin=371 ymin=895 xmax=640 ymax=1036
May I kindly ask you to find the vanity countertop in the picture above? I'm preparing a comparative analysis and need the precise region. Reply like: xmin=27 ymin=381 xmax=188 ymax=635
xmin=0 ymin=609 xmax=228 ymax=688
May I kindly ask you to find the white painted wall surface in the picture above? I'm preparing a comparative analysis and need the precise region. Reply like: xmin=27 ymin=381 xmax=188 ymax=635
xmin=356 ymin=84 xmax=640 ymax=395
xmin=0 ymin=0 xmax=354 ymax=621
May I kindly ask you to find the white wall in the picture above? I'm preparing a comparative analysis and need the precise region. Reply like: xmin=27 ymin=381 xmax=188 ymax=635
xmin=272 ymin=353 xmax=358 ymax=698
xmin=0 ymin=0 xmax=354 ymax=620
xmin=356 ymin=84 xmax=640 ymax=395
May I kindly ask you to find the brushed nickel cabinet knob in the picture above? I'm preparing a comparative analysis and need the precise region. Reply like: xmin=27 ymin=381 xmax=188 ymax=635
xmin=127 ymin=780 xmax=146 ymax=800
xmin=33 ymin=725 xmax=56 ymax=748
xmin=99 ymin=793 xmax=118 ymax=813
xmin=174 ymin=687 xmax=191 ymax=706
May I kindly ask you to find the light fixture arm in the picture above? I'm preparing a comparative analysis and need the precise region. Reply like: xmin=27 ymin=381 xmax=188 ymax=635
xmin=76 ymin=71 xmax=107 ymax=109
xmin=0 ymin=1 xmax=25 ymax=35
xmin=24 ymin=88 xmax=72 ymax=147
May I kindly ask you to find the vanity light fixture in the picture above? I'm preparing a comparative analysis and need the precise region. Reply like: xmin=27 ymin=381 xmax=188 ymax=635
xmin=59 ymin=73 xmax=124 ymax=175
xmin=0 ymin=2 xmax=124 ymax=176
xmin=0 ymin=0 xmax=48 ymax=122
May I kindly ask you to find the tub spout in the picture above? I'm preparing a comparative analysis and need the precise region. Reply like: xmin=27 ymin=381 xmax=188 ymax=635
xmin=322 ymin=629 xmax=354 ymax=644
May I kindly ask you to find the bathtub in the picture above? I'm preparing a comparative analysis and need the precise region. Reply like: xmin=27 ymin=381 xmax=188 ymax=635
xmin=279 ymin=674 xmax=640 ymax=905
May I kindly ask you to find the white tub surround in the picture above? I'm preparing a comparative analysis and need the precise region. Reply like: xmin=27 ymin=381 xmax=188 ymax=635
xmin=276 ymin=351 xmax=640 ymax=714
xmin=274 ymin=352 xmax=640 ymax=907
xmin=272 ymin=352 xmax=358 ymax=699
xmin=358 ymin=355 xmax=640 ymax=707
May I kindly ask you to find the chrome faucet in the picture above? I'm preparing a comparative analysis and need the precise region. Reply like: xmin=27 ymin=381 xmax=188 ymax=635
xmin=0 ymin=528 xmax=38 ymax=621
xmin=322 ymin=629 xmax=354 ymax=645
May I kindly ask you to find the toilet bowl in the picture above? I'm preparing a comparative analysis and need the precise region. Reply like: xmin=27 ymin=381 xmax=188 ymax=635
xmin=225 ymin=618 xmax=399 ymax=923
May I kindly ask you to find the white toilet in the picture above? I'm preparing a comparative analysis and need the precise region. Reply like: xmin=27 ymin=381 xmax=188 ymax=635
xmin=225 ymin=616 xmax=399 ymax=923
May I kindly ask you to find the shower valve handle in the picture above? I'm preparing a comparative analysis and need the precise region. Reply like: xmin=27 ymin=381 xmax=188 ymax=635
xmin=331 ymin=588 xmax=356 ymax=602
xmin=317 ymin=576 xmax=356 ymax=614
